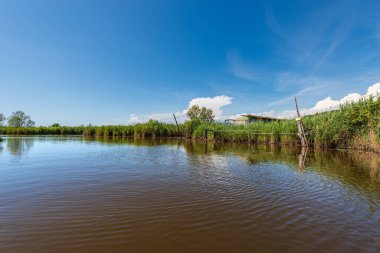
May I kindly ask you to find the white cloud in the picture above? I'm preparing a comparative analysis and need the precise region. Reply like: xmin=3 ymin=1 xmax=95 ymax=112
xmin=366 ymin=82 xmax=380 ymax=96
xmin=127 ymin=95 xmax=233 ymax=124
xmin=312 ymin=97 xmax=339 ymax=111
xmin=127 ymin=83 xmax=380 ymax=124
xmin=264 ymin=83 xmax=380 ymax=118
xmin=188 ymin=95 xmax=232 ymax=118
xmin=128 ymin=114 xmax=140 ymax=124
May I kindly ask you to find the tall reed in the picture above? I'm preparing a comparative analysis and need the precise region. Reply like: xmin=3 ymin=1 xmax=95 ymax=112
xmin=1 ymin=96 xmax=379 ymax=151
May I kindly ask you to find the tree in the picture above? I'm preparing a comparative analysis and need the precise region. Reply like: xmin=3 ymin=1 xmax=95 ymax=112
xmin=0 ymin=113 xmax=6 ymax=126
xmin=186 ymin=105 xmax=215 ymax=123
xmin=7 ymin=111 xmax=35 ymax=127
xmin=51 ymin=123 xmax=60 ymax=127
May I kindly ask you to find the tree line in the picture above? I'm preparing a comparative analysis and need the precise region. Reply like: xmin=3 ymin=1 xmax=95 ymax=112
xmin=0 ymin=111 xmax=35 ymax=127
xmin=0 ymin=105 xmax=214 ymax=128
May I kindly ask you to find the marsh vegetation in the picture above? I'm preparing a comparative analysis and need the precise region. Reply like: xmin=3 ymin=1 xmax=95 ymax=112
xmin=1 ymin=96 xmax=380 ymax=151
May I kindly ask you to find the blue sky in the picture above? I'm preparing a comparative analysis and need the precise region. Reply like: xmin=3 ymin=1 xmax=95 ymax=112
xmin=1 ymin=0 xmax=380 ymax=125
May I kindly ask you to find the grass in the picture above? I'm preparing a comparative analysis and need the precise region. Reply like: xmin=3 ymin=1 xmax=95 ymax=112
xmin=1 ymin=96 xmax=379 ymax=151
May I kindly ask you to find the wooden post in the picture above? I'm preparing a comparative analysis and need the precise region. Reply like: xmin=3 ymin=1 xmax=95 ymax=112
xmin=294 ymin=96 xmax=308 ymax=147
xmin=172 ymin=113 xmax=181 ymax=139
xmin=298 ymin=146 xmax=308 ymax=171
xmin=203 ymin=128 xmax=208 ymax=140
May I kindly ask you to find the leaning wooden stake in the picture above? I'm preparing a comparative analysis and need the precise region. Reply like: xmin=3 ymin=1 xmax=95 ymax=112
xmin=203 ymin=128 xmax=208 ymax=141
xmin=298 ymin=146 xmax=308 ymax=171
xmin=172 ymin=113 xmax=182 ymax=139
xmin=294 ymin=96 xmax=308 ymax=147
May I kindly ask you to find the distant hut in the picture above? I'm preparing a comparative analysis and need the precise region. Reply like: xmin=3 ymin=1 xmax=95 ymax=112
xmin=225 ymin=114 xmax=281 ymax=126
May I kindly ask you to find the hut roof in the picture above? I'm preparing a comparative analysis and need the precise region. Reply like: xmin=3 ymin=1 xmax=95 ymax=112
xmin=240 ymin=114 xmax=282 ymax=121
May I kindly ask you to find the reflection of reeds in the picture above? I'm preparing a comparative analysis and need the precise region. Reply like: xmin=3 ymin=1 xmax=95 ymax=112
xmin=348 ymin=151 xmax=380 ymax=181
xmin=84 ymin=136 xmax=182 ymax=147
xmin=182 ymin=141 xmax=380 ymax=186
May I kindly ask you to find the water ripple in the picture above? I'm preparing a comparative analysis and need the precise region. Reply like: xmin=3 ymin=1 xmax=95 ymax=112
xmin=1 ymin=137 xmax=380 ymax=252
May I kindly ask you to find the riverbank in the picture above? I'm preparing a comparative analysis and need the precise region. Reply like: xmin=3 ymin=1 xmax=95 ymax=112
xmin=1 ymin=96 xmax=379 ymax=151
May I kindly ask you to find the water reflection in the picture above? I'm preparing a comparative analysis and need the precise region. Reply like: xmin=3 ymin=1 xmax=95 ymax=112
xmin=1 ymin=136 xmax=380 ymax=253
xmin=2 ymin=136 xmax=380 ymax=199
xmin=183 ymin=142 xmax=234 ymax=186
xmin=173 ymin=140 xmax=380 ymax=194
xmin=298 ymin=146 xmax=308 ymax=172
xmin=6 ymin=137 xmax=34 ymax=156
xmin=86 ymin=136 xmax=183 ymax=146
xmin=0 ymin=138 xmax=4 ymax=155
xmin=3 ymin=136 xmax=380 ymax=184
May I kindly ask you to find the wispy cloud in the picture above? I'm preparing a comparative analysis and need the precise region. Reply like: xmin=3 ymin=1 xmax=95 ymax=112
xmin=227 ymin=50 xmax=259 ymax=82
xmin=274 ymin=71 xmax=334 ymax=91
xmin=267 ymin=0 xmax=356 ymax=68
xmin=267 ymin=82 xmax=328 ymax=107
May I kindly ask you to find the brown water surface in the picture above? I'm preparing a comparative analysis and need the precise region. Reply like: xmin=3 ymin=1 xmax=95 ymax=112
xmin=1 ymin=136 xmax=380 ymax=252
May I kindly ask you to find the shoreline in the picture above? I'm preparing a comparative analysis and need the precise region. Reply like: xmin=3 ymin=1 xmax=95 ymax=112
xmin=1 ymin=134 xmax=380 ymax=154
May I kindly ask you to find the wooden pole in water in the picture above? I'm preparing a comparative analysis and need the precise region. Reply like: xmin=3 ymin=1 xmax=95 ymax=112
xmin=294 ymin=96 xmax=308 ymax=147
xmin=203 ymin=128 xmax=208 ymax=141
xmin=298 ymin=146 xmax=308 ymax=171
xmin=172 ymin=113 xmax=182 ymax=139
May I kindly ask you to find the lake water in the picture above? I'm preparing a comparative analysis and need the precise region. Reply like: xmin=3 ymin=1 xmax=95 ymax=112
xmin=1 ymin=136 xmax=380 ymax=253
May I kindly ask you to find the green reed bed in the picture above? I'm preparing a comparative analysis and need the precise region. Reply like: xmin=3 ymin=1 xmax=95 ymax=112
xmin=83 ymin=120 xmax=181 ymax=138
xmin=190 ymin=120 xmax=298 ymax=144
xmin=302 ymin=96 xmax=380 ymax=150
xmin=1 ymin=96 xmax=379 ymax=151
xmin=0 ymin=126 xmax=84 ymax=135
xmin=187 ymin=96 xmax=380 ymax=150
